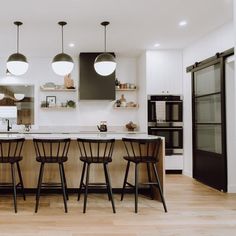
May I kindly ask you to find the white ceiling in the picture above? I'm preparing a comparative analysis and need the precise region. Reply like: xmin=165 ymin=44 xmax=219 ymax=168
xmin=0 ymin=0 xmax=233 ymax=58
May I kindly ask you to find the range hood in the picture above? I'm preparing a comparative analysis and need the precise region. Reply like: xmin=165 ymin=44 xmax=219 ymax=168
xmin=79 ymin=53 xmax=115 ymax=100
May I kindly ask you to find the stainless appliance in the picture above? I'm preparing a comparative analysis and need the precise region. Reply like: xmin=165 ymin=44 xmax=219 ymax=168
xmin=148 ymin=95 xmax=183 ymax=156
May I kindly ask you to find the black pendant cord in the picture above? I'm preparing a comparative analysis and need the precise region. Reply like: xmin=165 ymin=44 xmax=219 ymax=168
xmin=104 ymin=25 xmax=106 ymax=53
xmin=101 ymin=21 xmax=109 ymax=53
xmin=58 ymin=21 xmax=67 ymax=54
xmin=61 ymin=24 xmax=64 ymax=53
xmin=14 ymin=22 xmax=23 ymax=54
xmin=17 ymin=24 xmax=19 ymax=53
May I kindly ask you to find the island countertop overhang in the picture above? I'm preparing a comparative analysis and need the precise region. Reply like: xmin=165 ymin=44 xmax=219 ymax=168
xmin=0 ymin=131 xmax=164 ymax=141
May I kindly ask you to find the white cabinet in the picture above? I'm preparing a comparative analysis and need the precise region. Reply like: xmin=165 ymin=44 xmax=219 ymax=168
xmin=165 ymin=155 xmax=183 ymax=170
xmin=146 ymin=50 xmax=183 ymax=95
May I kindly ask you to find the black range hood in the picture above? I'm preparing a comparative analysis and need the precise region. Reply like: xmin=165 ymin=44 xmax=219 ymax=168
xmin=79 ymin=53 xmax=115 ymax=100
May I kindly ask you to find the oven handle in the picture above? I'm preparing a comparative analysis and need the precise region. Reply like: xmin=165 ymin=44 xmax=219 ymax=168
xmin=149 ymin=127 xmax=183 ymax=130
xmin=149 ymin=101 xmax=182 ymax=103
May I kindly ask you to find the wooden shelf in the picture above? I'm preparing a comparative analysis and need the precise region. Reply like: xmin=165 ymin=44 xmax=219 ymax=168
xmin=113 ymin=105 xmax=139 ymax=110
xmin=40 ymin=87 xmax=77 ymax=92
xmin=116 ymin=88 xmax=137 ymax=91
xmin=40 ymin=107 xmax=76 ymax=110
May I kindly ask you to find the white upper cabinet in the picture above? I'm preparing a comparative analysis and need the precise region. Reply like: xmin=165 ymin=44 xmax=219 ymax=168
xmin=146 ymin=50 xmax=183 ymax=95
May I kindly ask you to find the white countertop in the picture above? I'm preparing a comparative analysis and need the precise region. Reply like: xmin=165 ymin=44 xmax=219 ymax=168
xmin=0 ymin=132 xmax=162 ymax=140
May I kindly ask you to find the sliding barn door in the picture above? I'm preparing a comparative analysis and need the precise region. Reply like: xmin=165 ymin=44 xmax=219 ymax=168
xmin=192 ymin=58 xmax=227 ymax=192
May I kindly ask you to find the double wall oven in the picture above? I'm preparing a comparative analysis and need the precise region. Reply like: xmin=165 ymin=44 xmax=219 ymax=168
xmin=148 ymin=95 xmax=183 ymax=156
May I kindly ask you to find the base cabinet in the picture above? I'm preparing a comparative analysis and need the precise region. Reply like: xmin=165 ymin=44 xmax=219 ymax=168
xmin=165 ymin=155 xmax=183 ymax=170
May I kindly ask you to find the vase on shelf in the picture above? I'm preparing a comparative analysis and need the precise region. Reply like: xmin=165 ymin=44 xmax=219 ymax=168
xmin=120 ymin=94 xmax=126 ymax=107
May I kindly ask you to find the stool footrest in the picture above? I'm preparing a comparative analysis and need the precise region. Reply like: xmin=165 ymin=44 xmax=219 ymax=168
xmin=0 ymin=182 xmax=22 ymax=188
xmin=81 ymin=182 xmax=108 ymax=189
xmin=40 ymin=182 xmax=62 ymax=189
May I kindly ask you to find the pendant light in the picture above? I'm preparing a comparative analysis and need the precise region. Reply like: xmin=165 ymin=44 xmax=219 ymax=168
xmin=52 ymin=21 xmax=74 ymax=76
xmin=7 ymin=21 xmax=29 ymax=76
xmin=94 ymin=21 xmax=116 ymax=76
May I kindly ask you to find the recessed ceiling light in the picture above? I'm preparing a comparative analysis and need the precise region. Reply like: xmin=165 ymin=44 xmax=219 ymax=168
xmin=154 ymin=43 xmax=160 ymax=48
xmin=179 ymin=20 xmax=187 ymax=27
xmin=68 ymin=43 xmax=75 ymax=48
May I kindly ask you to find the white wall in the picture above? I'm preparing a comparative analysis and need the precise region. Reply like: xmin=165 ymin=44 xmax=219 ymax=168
xmin=229 ymin=0 xmax=236 ymax=192
xmin=182 ymin=21 xmax=234 ymax=183
xmin=226 ymin=57 xmax=236 ymax=192
xmin=137 ymin=52 xmax=147 ymax=132
xmin=0 ymin=56 xmax=140 ymax=130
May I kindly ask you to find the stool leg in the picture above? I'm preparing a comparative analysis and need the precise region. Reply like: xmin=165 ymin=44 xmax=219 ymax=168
xmin=16 ymin=162 xmax=26 ymax=200
xmin=35 ymin=163 xmax=44 ymax=213
xmin=59 ymin=163 xmax=68 ymax=213
xmin=104 ymin=164 xmax=116 ymax=213
xmin=78 ymin=162 xmax=86 ymax=201
xmin=147 ymin=163 xmax=154 ymax=200
xmin=135 ymin=163 xmax=139 ymax=213
xmin=121 ymin=161 xmax=130 ymax=201
xmin=103 ymin=164 xmax=111 ymax=201
xmin=11 ymin=163 xmax=17 ymax=213
xmin=83 ymin=163 xmax=90 ymax=213
xmin=61 ymin=163 xmax=69 ymax=201
xmin=152 ymin=163 xmax=167 ymax=213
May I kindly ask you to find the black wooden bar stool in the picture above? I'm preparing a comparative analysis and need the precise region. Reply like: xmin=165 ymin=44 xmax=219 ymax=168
xmin=0 ymin=138 xmax=26 ymax=213
xmin=121 ymin=138 xmax=167 ymax=213
xmin=77 ymin=138 xmax=116 ymax=213
xmin=33 ymin=138 xmax=70 ymax=213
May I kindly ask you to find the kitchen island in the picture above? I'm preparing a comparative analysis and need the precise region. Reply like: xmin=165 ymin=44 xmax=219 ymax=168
xmin=0 ymin=131 xmax=165 ymax=200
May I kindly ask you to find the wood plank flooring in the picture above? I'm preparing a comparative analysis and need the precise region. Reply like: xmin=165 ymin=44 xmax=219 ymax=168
xmin=0 ymin=175 xmax=236 ymax=236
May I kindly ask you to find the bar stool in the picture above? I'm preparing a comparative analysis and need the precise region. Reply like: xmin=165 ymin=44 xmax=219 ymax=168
xmin=33 ymin=138 xmax=70 ymax=213
xmin=77 ymin=138 xmax=116 ymax=213
xmin=121 ymin=138 xmax=167 ymax=213
xmin=0 ymin=138 xmax=26 ymax=213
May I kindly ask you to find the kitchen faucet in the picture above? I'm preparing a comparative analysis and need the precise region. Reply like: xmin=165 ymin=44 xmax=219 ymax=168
xmin=6 ymin=119 xmax=12 ymax=132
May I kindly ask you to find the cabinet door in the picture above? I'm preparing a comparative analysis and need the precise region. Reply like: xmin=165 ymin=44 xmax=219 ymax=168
xmin=146 ymin=51 xmax=183 ymax=95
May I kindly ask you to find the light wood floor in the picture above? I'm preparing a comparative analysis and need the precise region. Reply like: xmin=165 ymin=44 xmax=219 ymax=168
xmin=0 ymin=175 xmax=236 ymax=236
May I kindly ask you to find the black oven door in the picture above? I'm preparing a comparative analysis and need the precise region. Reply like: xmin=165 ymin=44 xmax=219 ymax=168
xmin=148 ymin=126 xmax=183 ymax=155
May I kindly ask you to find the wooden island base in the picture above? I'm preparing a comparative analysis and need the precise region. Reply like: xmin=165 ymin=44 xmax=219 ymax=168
xmin=0 ymin=138 xmax=165 ymax=201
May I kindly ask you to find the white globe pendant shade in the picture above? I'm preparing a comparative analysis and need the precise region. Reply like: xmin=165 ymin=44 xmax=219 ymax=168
xmin=94 ymin=53 xmax=116 ymax=76
xmin=7 ymin=53 xmax=29 ymax=76
xmin=52 ymin=53 xmax=74 ymax=76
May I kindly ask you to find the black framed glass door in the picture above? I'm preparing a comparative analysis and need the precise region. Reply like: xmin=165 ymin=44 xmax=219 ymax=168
xmin=192 ymin=58 xmax=227 ymax=192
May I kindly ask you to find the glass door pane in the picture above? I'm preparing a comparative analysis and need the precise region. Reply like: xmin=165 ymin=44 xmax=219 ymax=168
xmin=194 ymin=64 xmax=221 ymax=96
xmin=195 ymin=94 xmax=221 ymax=123
xmin=196 ymin=124 xmax=222 ymax=154
xmin=194 ymin=62 xmax=222 ymax=154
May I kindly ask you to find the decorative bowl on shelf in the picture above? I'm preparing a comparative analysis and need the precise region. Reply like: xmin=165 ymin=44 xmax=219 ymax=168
xmin=43 ymin=82 xmax=56 ymax=89
xmin=125 ymin=121 xmax=137 ymax=131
